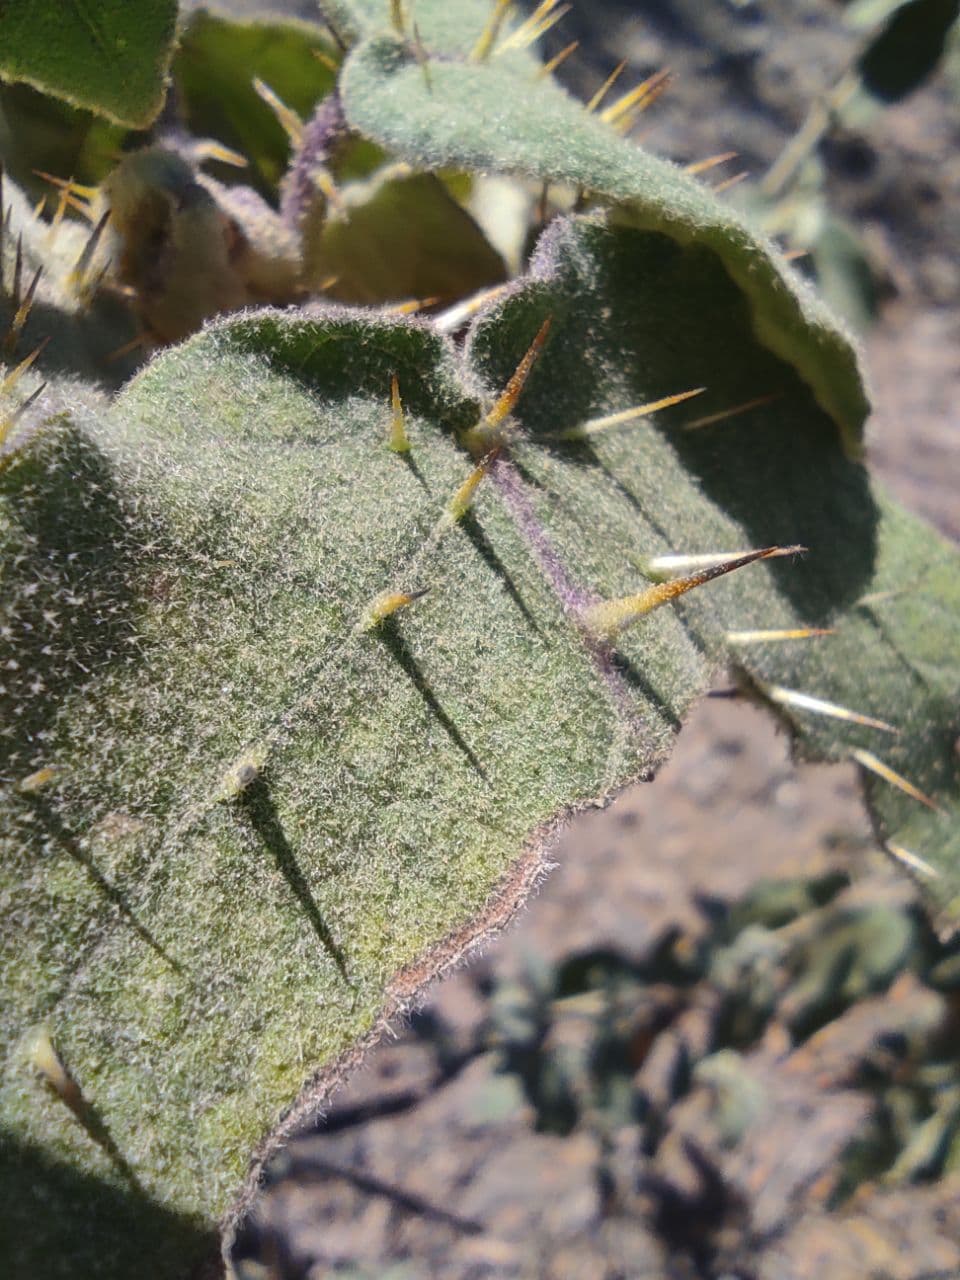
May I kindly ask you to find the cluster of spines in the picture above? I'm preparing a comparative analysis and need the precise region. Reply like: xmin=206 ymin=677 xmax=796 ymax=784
xmin=0 ymin=162 xmax=47 ymax=471
xmin=0 ymin=156 xmax=133 ymax=472
xmin=381 ymin=0 xmax=689 ymax=160
xmin=465 ymin=0 xmax=748 ymax=193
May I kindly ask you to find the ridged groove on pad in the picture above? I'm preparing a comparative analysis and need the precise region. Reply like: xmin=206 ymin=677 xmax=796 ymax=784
xmin=340 ymin=32 xmax=869 ymax=451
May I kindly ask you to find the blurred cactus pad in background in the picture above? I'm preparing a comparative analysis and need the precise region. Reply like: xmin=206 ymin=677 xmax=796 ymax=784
xmin=1 ymin=1 xmax=959 ymax=1276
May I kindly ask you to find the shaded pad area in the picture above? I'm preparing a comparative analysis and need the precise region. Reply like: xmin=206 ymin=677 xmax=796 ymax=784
xmin=466 ymin=215 xmax=960 ymax=922
xmin=173 ymin=10 xmax=338 ymax=195
xmin=301 ymin=169 xmax=507 ymax=303
xmin=1 ymin=1134 xmax=217 ymax=1280
xmin=469 ymin=214 xmax=878 ymax=616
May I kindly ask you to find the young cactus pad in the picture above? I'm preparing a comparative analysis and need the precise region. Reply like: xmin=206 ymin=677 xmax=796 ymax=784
xmin=1 ymin=3 xmax=959 ymax=1277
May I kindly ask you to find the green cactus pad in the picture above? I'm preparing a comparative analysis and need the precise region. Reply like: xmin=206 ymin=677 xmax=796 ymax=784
xmin=2 ymin=293 xmax=714 ymax=1276
xmin=301 ymin=167 xmax=507 ymax=301
xmin=467 ymin=214 xmax=960 ymax=922
xmin=0 ymin=0 xmax=178 ymax=128
xmin=173 ymin=10 xmax=339 ymax=193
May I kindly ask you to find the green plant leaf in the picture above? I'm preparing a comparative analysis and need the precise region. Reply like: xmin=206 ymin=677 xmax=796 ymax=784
xmin=301 ymin=166 xmax=507 ymax=301
xmin=857 ymin=0 xmax=960 ymax=102
xmin=339 ymin=31 xmax=869 ymax=454
xmin=0 ymin=82 xmax=129 ymax=201
xmin=173 ymin=10 xmax=338 ymax=194
xmin=0 ymin=0 xmax=178 ymax=128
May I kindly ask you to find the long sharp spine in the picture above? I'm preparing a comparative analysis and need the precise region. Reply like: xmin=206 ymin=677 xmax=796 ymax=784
xmin=582 ymin=546 xmax=804 ymax=641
